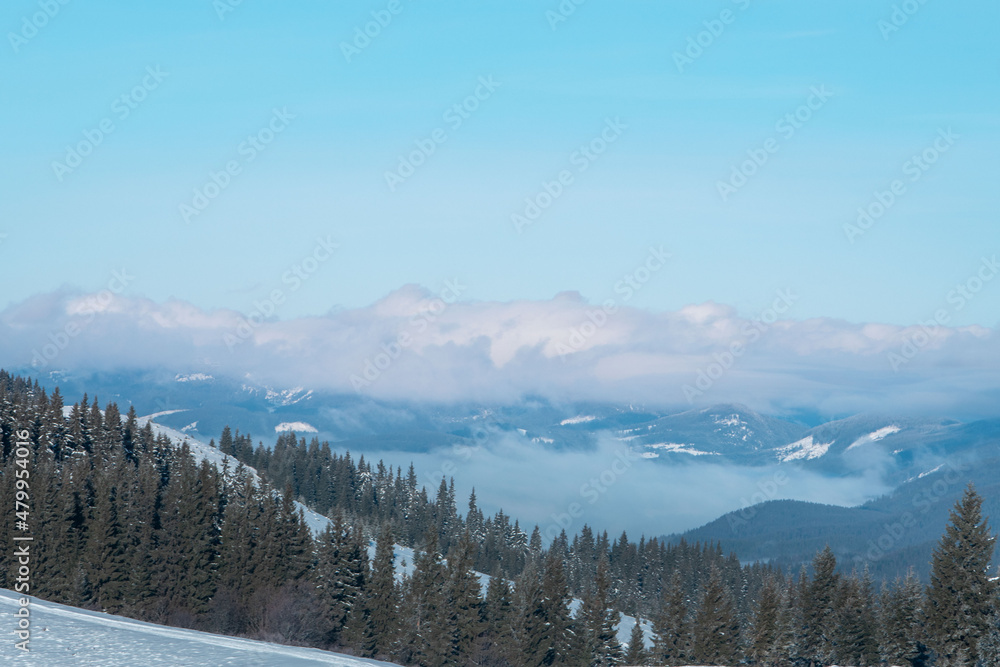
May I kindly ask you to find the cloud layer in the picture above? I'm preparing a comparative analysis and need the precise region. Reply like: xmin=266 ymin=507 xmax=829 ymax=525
xmin=2 ymin=286 xmax=998 ymax=418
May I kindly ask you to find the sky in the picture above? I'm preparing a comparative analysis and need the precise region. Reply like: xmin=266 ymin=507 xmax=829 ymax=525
xmin=2 ymin=0 xmax=998 ymax=330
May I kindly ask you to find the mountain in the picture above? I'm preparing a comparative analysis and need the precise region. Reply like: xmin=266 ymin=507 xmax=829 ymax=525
xmin=616 ymin=403 xmax=808 ymax=462
xmin=672 ymin=448 xmax=1000 ymax=581
xmin=23 ymin=366 xmax=1000 ymax=503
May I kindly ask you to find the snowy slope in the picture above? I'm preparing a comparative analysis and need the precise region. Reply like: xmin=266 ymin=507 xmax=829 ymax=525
xmin=0 ymin=590 xmax=400 ymax=666
xmin=141 ymin=416 xmax=338 ymax=536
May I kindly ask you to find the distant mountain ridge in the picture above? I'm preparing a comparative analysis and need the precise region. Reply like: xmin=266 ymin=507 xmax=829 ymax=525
xmin=17 ymin=368 xmax=1000 ymax=484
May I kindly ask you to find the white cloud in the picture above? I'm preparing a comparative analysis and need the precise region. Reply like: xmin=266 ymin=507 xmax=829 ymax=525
xmin=1 ymin=287 xmax=998 ymax=417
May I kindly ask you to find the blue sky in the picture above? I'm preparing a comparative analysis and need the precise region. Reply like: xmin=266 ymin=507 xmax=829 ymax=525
xmin=2 ymin=0 xmax=998 ymax=327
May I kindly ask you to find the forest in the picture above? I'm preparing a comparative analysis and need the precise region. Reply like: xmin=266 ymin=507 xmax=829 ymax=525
xmin=1 ymin=370 xmax=999 ymax=667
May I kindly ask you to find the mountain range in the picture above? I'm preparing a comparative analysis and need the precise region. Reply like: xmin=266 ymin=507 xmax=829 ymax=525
xmin=16 ymin=366 xmax=1000 ymax=580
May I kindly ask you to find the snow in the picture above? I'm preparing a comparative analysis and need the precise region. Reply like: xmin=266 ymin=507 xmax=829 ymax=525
xmin=776 ymin=436 xmax=832 ymax=462
xmin=50 ymin=409 xmax=655 ymax=660
xmin=713 ymin=414 xmax=745 ymax=428
xmin=275 ymin=422 xmax=319 ymax=434
xmin=560 ymin=415 xmax=597 ymax=425
xmin=0 ymin=589 xmax=400 ymax=666
xmin=646 ymin=443 xmax=719 ymax=456
xmin=132 ymin=415 xmax=334 ymax=537
xmin=174 ymin=373 xmax=213 ymax=382
xmin=567 ymin=599 xmax=654 ymax=650
xmin=125 ymin=408 xmax=190 ymax=422
xmin=917 ymin=464 xmax=944 ymax=480
xmin=264 ymin=387 xmax=314 ymax=407
xmin=845 ymin=425 xmax=901 ymax=452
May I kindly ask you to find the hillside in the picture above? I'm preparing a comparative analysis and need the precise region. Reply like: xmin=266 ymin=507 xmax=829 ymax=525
xmin=673 ymin=452 xmax=1000 ymax=580
xmin=0 ymin=589 xmax=400 ymax=666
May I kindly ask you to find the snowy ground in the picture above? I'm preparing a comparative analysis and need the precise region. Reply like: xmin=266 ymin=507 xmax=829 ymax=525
xmin=0 ymin=589 xmax=401 ymax=666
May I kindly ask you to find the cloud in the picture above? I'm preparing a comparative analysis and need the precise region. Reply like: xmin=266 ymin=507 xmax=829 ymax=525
xmin=366 ymin=434 xmax=892 ymax=538
xmin=1 ymin=287 xmax=998 ymax=418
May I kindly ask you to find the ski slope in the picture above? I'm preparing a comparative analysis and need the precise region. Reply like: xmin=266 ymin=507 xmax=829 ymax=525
xmin=0 ymin=589 xmax=400 ymax=666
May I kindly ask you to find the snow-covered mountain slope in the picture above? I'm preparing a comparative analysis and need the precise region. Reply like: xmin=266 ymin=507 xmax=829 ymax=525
xmin=618 ymin=404 xmax=807 ymax=462
xmin=0 ymin=589 xmax=399 ymax=666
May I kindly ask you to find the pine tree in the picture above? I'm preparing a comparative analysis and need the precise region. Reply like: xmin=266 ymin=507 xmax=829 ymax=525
xmin=880 ymin=569 xmax=927 ymax=667
xmin=926 ymin=484 xmax=997 ymax=666
xmin=315 ymin=513 xmax=367 ymax=646
xmin=833 ymin=569 xmax=879 ymax=667
xmin=571 ymin=556 xmax=623 ymax=666
xmin=801 ymin=546 xmax=839 ymax=667
xmin=404 ymin=529 xmax=451 ymax=665
xmin=624 ymin=618 xmax=647 ymax=666
xmin=520 ymin=551 xmax=574 ymax=666
xmin=978 ymin=609 xmax=1000 ymax=667
xmin=691 ymin=565 xmax=739 ymax=666
xmin=652 ymin=570 xmax=689 ymax=666
xmin=483 ymin=571 xmax=516 ymax=665
xmin=84 ymin=468 xmax=130 ymax=612
xmin=361 ymin=523 xmax=399 ymax=660
xmin=748 ymin=575 xmax=781 ymax=666
xmin=447 ymin=530 xmax=486 ymax=664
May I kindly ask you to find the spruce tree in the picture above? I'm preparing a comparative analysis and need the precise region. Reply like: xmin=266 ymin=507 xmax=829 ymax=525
xmin=571 ymin=556 xmax=623 ymax=666
xmin=315 ymin=513 xmax=367 ymax=646
xmin=926 ymin=484 xmax=997 ymax=666
xmin=652 ymin=570 xmax=689 ymax=666
xmin=691 ymin=565 xmax=739 ymax=666
xmin=801 ymin=546 xmax=839 ymax=667
xmin=483 ymin=571 xmax=516 ymax=665
xmin=624 ymin=618 xmax=647 ymax=666
xmin=447 ymin=530 xmax=486 ymax=664
xmin=879 ymin=570 xmax=927 ymax=667
xmin=748 ymin=575 xmax=781 ymax=666
xmin=833 ymin=569 xmax=879 ymax=667
xmin=520 ymin=551 xmax=574 ymax=666
xmin=362 ymin=523 xmax=399 ymax=660
xmin=404 ymin=529 xmax=450 ymax=665
xmin=84 ymin=469 xmax=130 ymax=612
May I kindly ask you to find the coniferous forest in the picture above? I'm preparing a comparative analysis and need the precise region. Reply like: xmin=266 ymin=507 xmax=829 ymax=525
xmin=2 ymin=371 xmax=1000 ymax=666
